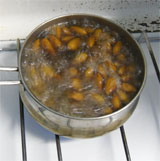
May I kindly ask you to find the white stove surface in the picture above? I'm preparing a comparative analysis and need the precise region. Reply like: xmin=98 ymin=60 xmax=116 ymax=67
xmin=0 ymin=0 xmax=159 ymax=40
xmin=0 ymin=32 xmax=159 ymax=161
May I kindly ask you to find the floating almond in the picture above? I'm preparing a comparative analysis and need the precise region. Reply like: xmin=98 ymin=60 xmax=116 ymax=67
xmin=31 ymin=77 xmax=45 ymax=97
xmin=94 ymin=28 xmax=102 ymax=40
xmin=113 ymin=41 xmax=122 ymax=55
xmin=105 ymin=77 xmax=116 ymax=95
xmin=68 ymin=67 xmax=78 ymax=77
xmin=48 ymin=35 xmax=62 ymax=48
xmin=121 ymin=74 xmax=132 ymax=82
xmin=56 ymin=26 xmax=61 ymax=39
xmin=85 ymin=67 xmax=94 ymax=79
xmin=41 ymin=65 xmax=57 ymax=78
xmin=97 ymin=64 xmax=106 ymax=78
xmin=70 ymin=92 xmax=84 ymax=101
xmin=41 ymin=38 xmax=55 ymax=55
xmin=95 ymin=73 xmax=103 ymax=90
xmin=112 ymin=94 xmax=121 ymax=109
xmin=32 ymin=39 xmax=40 ymax=52
xmin=117 ymin=89 xmax=129 ymax=103
xmin=72 ymin=78 xmax=82 ymax=90
xmin=73 ymin=52 xmax=88 ymax=64
xmin=114 ymin=61 xmax=121 ymax=67
xmin=127 ymin=64 xmax=135 ymax=73
xmin=105 ymin=107 xmax=113 ymax=114
xmin=67 ymin=38 xmax=81 ymax=50
xmin=61 ymin=36 xmax=74 ymax=42
xmin=86 ymin=27 xmax=94 ymax=34
xmin=118 ymin=66 xmax=126 ymax=75
xmin=29 ymin=66 xmax=36 ymax=78
xmin=92 ymin=93 xmax=105 ymax=103
xmin=87 ymin=56 xmax=94 ymax=63
xmin=29 ymin=67 xmax=45 ymax=94
xmin=44 ymin=97 xmax=54 ymax=108
xmin=87 ymin=36 xmax=95 ymax=48
xmin=117 ymin=54 xmax=126 ymax=62
xmin=105 ymin=61 xmax=117 ymax=73
xmin=105 ymin=41 xmax=112 ymax=51
xmin=71 ymin=26 xmax=87 ymax=36
xmin=62 ymin=26 xmax=72 ymax=35
xmin=121 ymin=83 xmax=136 ymax=92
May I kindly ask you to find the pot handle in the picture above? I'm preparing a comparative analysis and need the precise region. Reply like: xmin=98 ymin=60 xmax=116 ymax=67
xmin=0 ymin=66 xmax=21 ymax=85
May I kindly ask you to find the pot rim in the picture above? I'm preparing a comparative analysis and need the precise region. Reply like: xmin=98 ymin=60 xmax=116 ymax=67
xmin=19 ymin=13 xmax=147 ymax=120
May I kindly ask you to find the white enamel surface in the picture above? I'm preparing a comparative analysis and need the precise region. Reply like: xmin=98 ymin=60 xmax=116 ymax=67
xmin=0 ymin=0 xmax=159 ymax=40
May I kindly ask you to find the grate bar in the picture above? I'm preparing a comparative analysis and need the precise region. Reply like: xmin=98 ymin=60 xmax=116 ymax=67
xmin=19 ymin=96 xmax=27 ymax=161
xmin=0 ymin=48 xmax=17 ymax=52
xmin=136 ymin=36 xmax=160 ymax=43
xmin=17 ymin=39 xmax=27 ymax=161
xmin=143 ymin=32 xmax=160 ymax=82
xmin=0 ymin=66 xmax=18 ymax=71
xmin=55 ymin=135 xmax=63 ymax=161
xmin=120 ymin=126 xmax=131 ymax=161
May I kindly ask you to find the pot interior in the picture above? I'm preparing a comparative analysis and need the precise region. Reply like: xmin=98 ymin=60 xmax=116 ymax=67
xmin=19 ymin=14 xmax=146 ymax=119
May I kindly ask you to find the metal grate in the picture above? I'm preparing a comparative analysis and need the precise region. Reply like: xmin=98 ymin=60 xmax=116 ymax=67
xmin=0 ymin=32 xmax=159 ymax=161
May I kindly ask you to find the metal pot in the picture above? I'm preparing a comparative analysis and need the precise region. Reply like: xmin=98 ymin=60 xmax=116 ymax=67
xmin=0 ymin=14 xmax=146 ymax=138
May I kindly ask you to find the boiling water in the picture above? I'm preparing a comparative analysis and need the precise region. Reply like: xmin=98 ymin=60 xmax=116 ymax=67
xmin=21 ymin=19 xmax=142 ymax=118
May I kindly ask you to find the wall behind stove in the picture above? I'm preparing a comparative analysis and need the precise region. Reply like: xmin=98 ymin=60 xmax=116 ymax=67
xmin=0 ymin=0 xmax=159 ymax=40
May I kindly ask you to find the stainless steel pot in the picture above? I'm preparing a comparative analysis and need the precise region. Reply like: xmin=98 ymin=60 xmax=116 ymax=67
xmin=0 ymin=14 xmax=146 ymax=138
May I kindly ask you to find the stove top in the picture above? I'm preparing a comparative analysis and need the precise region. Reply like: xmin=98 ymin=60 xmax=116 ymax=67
xmin=0 ymin=0 xmax=160 ymax=160
xmin=0 ymin=32 xmax=159 ymax=161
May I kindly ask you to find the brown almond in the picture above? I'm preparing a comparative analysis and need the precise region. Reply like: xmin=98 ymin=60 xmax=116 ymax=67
xmin=48 ymin=35 xmax=62 ymax=48
xmin=97 ymin=64 xmax=106 ymax=78
xmin=114 ymin=61 xmax=121 ymax=67
xmin=41 ymin=38 xmax=55 ymax=55
xmin=112 ymin=94 xmax=121 ymax=109
xmin=70 ymin=92 xmax=84 ymax=101
xmin=41 ymin=65 xmax=57 ymax=78
xmin=105 ymin=107 xmax=113 ymax=114
xmin=67 ymin=38 xmax=81 ymax=50
xmin=72 ymin=78 xmax=82 ymax=90
xmin=113 ymin=41 xmax=122 ymax=55
xmin=121 ymin=83 xmax=136 ymax=92
xmin=105 ymin=61 xmax=117 ymax=73
xmin=56 ymin=26 xmax=61 ymax=39
xmin=117 ymin=54 xmax=126 ymax=62
xmin=87 ymin=36 xmax=95 ymax=48
xmin=61 ymin=36 xmax=74 ymax=42
xmin=86 ymin=27 xmax=94 ymax=34
xmin=117 ymin=89 xmax=129 ymax=103
xmin=121 ymin=74 xmax=132 ymax=82
xmin=105 ymin=41 xmax=112 ymax=51
xmin=32 ymin=39 xmax=40 ymax=52
xmin=85 ymin=67 xmax=94 ymax=79
xmin=127 ymin=64 xmax=135 ymax=73
xmin=95 ymin=73 xmax=104 ymax=90
xmin=105 ymin=77 xmax=116 ymax=95
xmin=93 ymin=28 xmax=102 ymax=40
xmin=73 ymin=52 xmax=88 ymax=64
xmin=71 ymin=26 xmax=87 ymax=36
xmin=118 ymin=66 xmax=126 ymax=75
xmin=44 ymin=97 xmax=54 ymax=108
xmin=62 ymin=27 xmax=72 ymax=35
xmin=68 ymin=67 xmax=78 ymax=77
xmin=92 ymin=93 xmax=105 ymax=103
xmin=29 ymin=66 xmax=36 ymax=78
